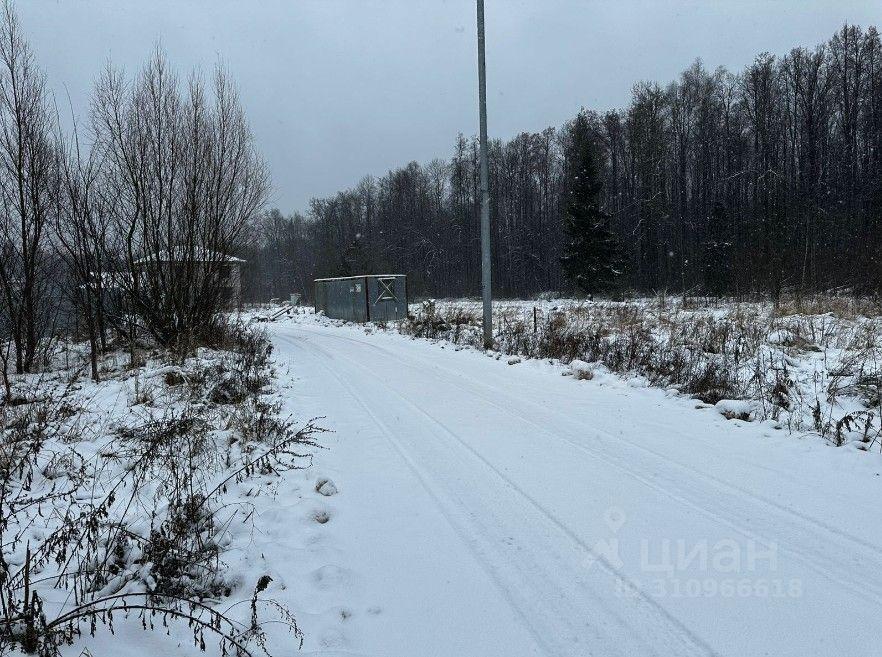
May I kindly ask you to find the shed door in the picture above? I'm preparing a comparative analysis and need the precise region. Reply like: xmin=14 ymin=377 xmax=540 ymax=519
xmin=376 ymin=277 xmax=397 ymax=303
xmin=368 ymin=276 xmax=406 ymax=321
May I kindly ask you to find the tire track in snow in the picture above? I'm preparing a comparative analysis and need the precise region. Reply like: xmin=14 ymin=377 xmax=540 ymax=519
xmin=280 ymin=331 xmax=719 ymax=657
xmin=296 ymin=326 xmax=882 ymax=608
xmin=311 ymin=327 xmax=882 ymax=557
xmin=283 ymin=335 xmax=559 ymax=656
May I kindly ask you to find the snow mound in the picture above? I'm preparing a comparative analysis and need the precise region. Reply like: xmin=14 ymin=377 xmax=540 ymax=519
xmin=767 ymin=328 xmax=795 ymax=345
xmin=715 ymin=398 xmax=755 ymax=421
xmin=569 ymin=359 xmax=594 ymax=381
xmin=507 ymin=356 xmax=522 ymax=365
xmin=315 ymin=477 xmax=339 ymax=496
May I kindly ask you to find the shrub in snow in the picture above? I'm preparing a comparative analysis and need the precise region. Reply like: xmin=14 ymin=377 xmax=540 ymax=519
xmin=141 ymin=492 xmax=226 ymax=599
xmin=406 ymin=299 xmax=481 ymax=342
xmin=399 ymin=296 xmax=882 ymax=449
xmin=208 ymin=370 xmax=249 ymax=404
xmin=233 ymin=396 xmax=296 ymax=445
xmin=0 ymin=324 xmax=321 ymax=656
xmin=767 ymin=328 xmax=816 ymax=351
xmin=193 ymin=327 xmax=274 ymax=405
xmin=162 ymin=368 xmax=186 ymax=386
xmin=507 ymin=356 xmax=522 ymax=365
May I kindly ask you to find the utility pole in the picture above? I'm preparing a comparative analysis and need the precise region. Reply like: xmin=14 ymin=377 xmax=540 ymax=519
xmin=477 ymin=0 xmax=493 ymax=349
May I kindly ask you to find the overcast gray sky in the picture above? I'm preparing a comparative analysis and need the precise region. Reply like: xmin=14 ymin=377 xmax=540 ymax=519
xmin=20 ymin=0 xmax=880 ymax=212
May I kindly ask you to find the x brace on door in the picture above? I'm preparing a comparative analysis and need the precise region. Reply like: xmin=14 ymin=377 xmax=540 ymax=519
xmin=376 ymin=277 xmax=397 ymax=302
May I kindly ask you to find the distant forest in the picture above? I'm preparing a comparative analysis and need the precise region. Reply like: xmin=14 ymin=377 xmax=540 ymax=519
xmin=244 ymin=24 xmax=882 ymax=301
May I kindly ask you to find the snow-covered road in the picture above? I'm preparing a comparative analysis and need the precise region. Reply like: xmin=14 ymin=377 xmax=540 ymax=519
xmin=270 ymin=317 xmax=882 ymax=657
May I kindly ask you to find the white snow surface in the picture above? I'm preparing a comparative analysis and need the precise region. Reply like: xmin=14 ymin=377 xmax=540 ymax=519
xmin=17 ymin=309 xmax=882 ymax=657
xmin=260 ymin=312 xmax=882 ymax=656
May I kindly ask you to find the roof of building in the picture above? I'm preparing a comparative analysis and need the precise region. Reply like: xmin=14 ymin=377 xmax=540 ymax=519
xmin=314 ymin=274 xmax=405 ymax=282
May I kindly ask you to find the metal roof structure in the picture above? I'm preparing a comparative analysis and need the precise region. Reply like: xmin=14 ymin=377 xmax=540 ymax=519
xmin=314 ymin=274 xmax=404 ymax=282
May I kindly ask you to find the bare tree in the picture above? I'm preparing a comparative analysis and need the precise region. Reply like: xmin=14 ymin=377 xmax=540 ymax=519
xmin=91 ymin=49 xmax=269 ymax=354
xmin=0 ymin=1 xmax=57 ymax=376
xmin=54 ymin=123 xmax=113 ymax=381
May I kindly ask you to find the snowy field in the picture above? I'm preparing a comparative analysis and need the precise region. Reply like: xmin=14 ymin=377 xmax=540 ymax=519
xmin=406 ymin=296 xmax=882 ymax=450
xmin=5 ymin=301 xmax=882 ymax=656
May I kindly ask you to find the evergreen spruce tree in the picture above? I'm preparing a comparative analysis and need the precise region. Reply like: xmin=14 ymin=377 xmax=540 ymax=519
xmin=560 ymin=111 xmax=621 ymax=297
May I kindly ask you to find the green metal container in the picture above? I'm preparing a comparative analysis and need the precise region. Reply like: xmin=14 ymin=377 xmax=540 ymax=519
xmin=314 ymin=275 xmax=408 ymax=323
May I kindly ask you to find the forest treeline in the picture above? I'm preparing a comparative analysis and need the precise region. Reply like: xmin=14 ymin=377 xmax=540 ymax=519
xmin=246 ymin=24 xmax=882 ymax=301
